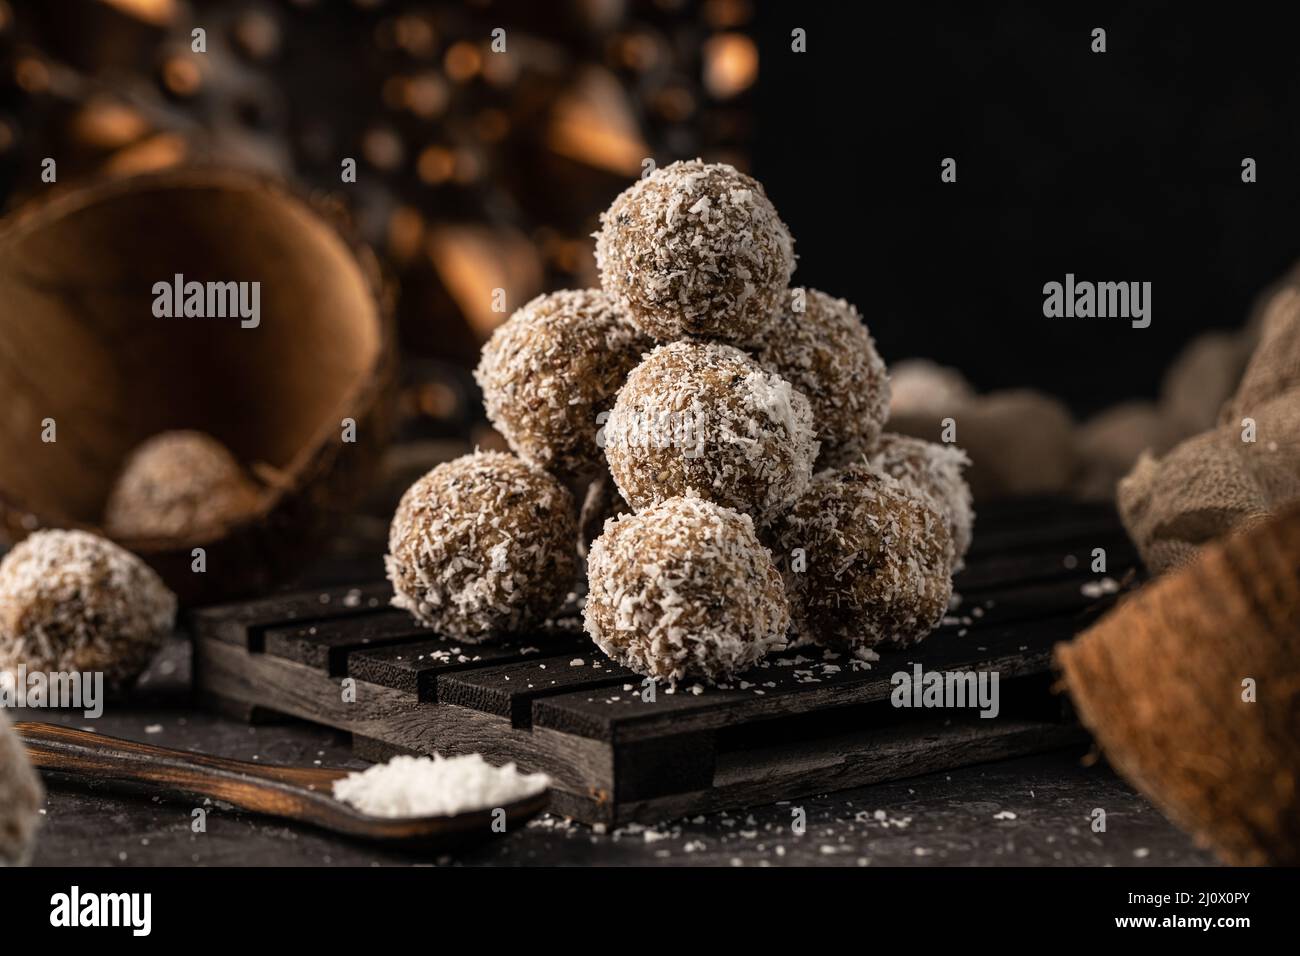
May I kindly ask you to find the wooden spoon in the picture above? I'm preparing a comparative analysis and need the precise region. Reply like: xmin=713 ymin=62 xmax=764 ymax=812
xmin=15 ymin=722 xmax=549 ymax=848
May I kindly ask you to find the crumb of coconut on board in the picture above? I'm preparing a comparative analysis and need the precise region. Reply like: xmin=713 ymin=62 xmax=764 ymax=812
xmin=1080 ymin=577 xmax=1121 ymax=598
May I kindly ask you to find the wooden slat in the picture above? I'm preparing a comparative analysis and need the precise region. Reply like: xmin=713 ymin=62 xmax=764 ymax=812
xmin=965 ymin=497 xmax=1122 ymax=550
xmin=955 ymin=529 xmax=1137 ymax=592
xmin=192 ymin=637 xmax=616 ymax=799
xmin=967 ymin=511 xmax=1125 ymax=558
xmin=345 ymin=628 xmax=592 ymax=701
xmin=531 ymin=605 xmax=1110 ymax=743
xmin=954 ymin=571 xmax=1137 ymax=629
xmin=188 ymin=582 xmax=391 ymax=648
xmin=438 ymin=653 xmax=635 ymax=727
xmin=261 ymin=610 xmax=432 ymax=675
xmin=613 ymin=718 xmax=1087 ymax=827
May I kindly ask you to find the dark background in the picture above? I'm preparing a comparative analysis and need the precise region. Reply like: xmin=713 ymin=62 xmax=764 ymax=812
xmin=4 ymin=1 xmax=1299 ymax=419
xmin=754 ymin=2 xmax=1300 ymax=415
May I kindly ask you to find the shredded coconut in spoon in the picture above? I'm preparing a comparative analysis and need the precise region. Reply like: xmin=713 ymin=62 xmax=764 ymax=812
xmin=332 ymin=753 xmax=550 ymax=818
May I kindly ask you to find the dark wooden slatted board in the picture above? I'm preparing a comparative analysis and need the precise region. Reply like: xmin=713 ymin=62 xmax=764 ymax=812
xmin=189 ymin=497 xmax=1139 ymax=824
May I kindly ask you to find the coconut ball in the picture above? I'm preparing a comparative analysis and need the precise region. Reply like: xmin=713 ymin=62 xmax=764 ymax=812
xmin=104 ymin=430 xmax=263 ymax=539
xmin=595 ymin=159 xmax=795 ymax=342
xmin=747 ymin=288 xmax=890 ymax=462
xmin=474 ymin=290 xmax=652 ymax=478
xmin=888 ymin=358 xmax=976 ymax=420
xmin=604 ymin=340 xmax=817 ymax=519
xmin=861 ymin=433 xmax=974 ymax=570
xmin=0 ymin=710 xmax=43 ymax=866
xmin=584 ymin=495 xmax=789 ymax=683
xmin=772 ymin=467 xmax=952 ymax=651
xmin=0 ymin=530 xmax=177 ymax=689
xmin=385 ymin=451 xmax=578 ymax=642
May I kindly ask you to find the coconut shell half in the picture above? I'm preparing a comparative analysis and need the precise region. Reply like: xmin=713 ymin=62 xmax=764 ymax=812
xmin=0 ymin=168 xmax=396 ymax=603
xmin=1056 ymin=503 xmax=1300 ymax=865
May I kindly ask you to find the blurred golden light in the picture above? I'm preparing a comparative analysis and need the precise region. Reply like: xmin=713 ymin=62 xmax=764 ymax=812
xmin=453 ymin=148 xmax=482 ymax=184
xmin=161 ymin=56 xmax=202 ymax=97
xmin=362 ymin=127 xmax=404 ymax=170
xmin=102 ymin=132 xmax=186 ymax=175
xmin=393 ymin=15 xmax=437 ymax=57
xmin=703 ymin=0 xmax=752 ymax=28
xmin=15 ymin=58 xmax=50 ymax=93
xmin=653 ymin=85 xmax=695 ymax=122
xmin=481 ymin=48 xmax=519 ymax=87
xmin=233 ymin=11 xmax=281 ymax=61
xmin=547 ymin=67 xmax=648 ymax=176
xmin=72 ymin=97 xmax=150 ymax=149
xmin=387 ymin=206 xmax=425 ymax=263
xmin=613 ymin=32 xmax=660 ymax=71
xmin=98 ymin=0 xmax=177 ymax=26
xmin=703 ymin=33 xmax=757 ymax=98
xmin=405 ymin=73 xmax=449 ymax=118
xmin=444 ymin=42 xmax=482 ymax=82
xmin=417 ymin=145 xmax=455 ymax=184
xmin=426 ymin=225 xmax=544 ymax=340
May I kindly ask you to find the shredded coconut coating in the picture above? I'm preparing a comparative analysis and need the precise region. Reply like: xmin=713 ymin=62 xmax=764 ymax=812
xmin=0 ymin=530 xmax=177 ymax=689
xmin=746 ymin=289 xmax=890 ymax=463
xmin=0 ymin=709 xmax=43 ymax=865
xmin=104 ymin=430 xmax=263 ymax=540
xmin=333 ymin=753 xmax=549 ymax=818
xmin=771 ymin=467 xmax=953 ymax=651
xmin=595 ymin=159 xmax=795 ymax=342
xmin=385 ymin=451 xmax=578 ymax=642
xmin=853 ymin=433 xmax=975 ymax=571
xmin=604 ymin=340 xmax=818 ymax=519
xmin=474 ymin=290 xmax=653 ymax=478
xmin=584 ymin=495 xmax=789 ymax=683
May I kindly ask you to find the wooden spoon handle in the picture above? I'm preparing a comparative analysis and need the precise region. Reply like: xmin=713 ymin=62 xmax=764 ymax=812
xmin=14 ymin=721 xmax=348 ymax=795
xmin=14 ymin=722 xmax=551 ymax=843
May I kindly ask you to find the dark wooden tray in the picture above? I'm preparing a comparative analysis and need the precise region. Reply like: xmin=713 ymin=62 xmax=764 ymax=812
xmin=188 ymin=497 xmax=1138 ymax=826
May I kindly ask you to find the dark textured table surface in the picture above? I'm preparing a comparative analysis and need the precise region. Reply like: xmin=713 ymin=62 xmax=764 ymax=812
xmin=16 ymin=636 xmax=1215 ymax=867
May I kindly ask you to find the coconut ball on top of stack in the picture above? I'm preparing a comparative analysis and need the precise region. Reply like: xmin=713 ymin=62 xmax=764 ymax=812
xmin=387 ymin=159 xmax=973 ymax=684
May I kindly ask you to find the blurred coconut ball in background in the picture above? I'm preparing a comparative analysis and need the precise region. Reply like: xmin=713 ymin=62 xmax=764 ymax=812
xmin=104 ymin=430 xmax=265 ymax=540
xmin=0 ymin=530 xmax=177 ymax=691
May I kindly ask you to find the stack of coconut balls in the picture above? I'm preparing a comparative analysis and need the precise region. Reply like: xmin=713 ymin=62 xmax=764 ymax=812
xmin=386 ymin=160 xmax=972 ymax=684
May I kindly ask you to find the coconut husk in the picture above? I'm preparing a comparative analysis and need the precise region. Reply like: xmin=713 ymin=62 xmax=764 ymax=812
xmin=1117 ymin=426 xmax=1270 ymax=574
xmin=0 ymin=168 xmax=397 ymax=602
xmin=1119 ymin=277 xmax=1300 ymax=574
xmin=1056 ymin=502 xmax=1300 ymax=865
xmin=1228 ymin=285 xmax=1300 ymax=420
